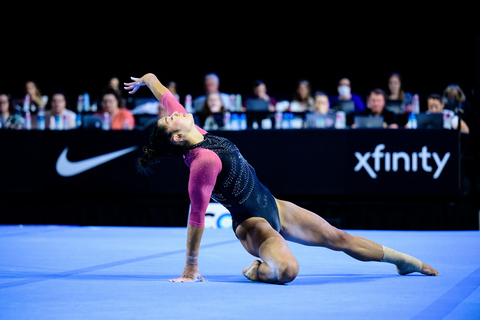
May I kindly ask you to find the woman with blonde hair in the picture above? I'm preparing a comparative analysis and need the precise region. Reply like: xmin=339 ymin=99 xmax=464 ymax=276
xmin=443 ymin=84 xmax=470 ymax=112
xmin=25 ymin=80 xmax=47 ymax=111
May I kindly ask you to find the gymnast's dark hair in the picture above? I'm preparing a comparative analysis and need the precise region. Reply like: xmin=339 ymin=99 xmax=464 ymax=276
xmin=136 ymin=121 xmax=187 ymax=175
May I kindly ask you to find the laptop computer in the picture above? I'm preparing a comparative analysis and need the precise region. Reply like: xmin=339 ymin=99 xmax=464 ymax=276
xmin=305 ymin=113 xmax=336 ymax=128
xmin=134 ymin=115 xmax=159 ymax=131
xmin=416 ymin=113 xmax=443 ymax=129
xmin=246 ymin=98 xmax=269 ymax=111
xmin=354 ymin=116 xmax=384 ymax=128
xmin=385 ymin=100 xmax=403 ymax=114
xmin=82 ymin=115 xmax=103 ymax=130
xmin=331 ymin=100 xmax=355 ymax=114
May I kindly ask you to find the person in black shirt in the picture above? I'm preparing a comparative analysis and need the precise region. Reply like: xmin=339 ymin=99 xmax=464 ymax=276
xmin=348 ymin=88 xmax=399 ymax=129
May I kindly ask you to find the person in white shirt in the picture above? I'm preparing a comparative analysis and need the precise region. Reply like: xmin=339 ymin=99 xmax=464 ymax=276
xmin=193 ymin=73 xmax=232 ymax=112
xmin=45 ymin=90 xmax=77 ymax=130
xmin=427 ymin=94 xmax=469 ymax=134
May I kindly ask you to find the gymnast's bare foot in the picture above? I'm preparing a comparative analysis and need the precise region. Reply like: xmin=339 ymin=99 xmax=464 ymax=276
xmin=420 ymin=263 xmax=439 ymax=276
xmin=242 ymin=260 xmax=261 ymax=281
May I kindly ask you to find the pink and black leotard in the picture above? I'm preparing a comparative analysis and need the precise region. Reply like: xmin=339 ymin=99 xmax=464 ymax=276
xmin=161 ymin=92 xmax=280 ymax=233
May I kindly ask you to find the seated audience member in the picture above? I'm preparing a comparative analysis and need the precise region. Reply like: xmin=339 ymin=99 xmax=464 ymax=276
xmin=312 ymin=91 xmax=331 ymax=114
xmin=193 ymin=73 xmax=232 ymax=112
xmin=330 ymin=77 xmax=365 ymax=112
xmin=108 ymin=76 xmax=121 ymax=92
xmin=99 ymin=88 xmax=135 ymax=130
xmin=25 ymin=80 xmax=48 ymax=112
xmin=246 ymin=80 xmax=276 ymax=112
xmin=442 ymin=84 xmax=471 ymax=113
xmin=44 ymin=90 xmax=77 ymax=130
xmin=0 ymin=92 xmax=24 ymax=129
xmin=166 ymin=80 xmax=180 ymax=102
xmin=425 ymin=93 xmax=469 ymax=134
xmin=349 ymin=88 xmax=398 ymax=129
xmin=199 ymin=91 xmax=226 ymax=128
xmin=386 ymin=72 xmax=412 ymax=113
xmin=290 ymin=79 xmax=314 ymax=112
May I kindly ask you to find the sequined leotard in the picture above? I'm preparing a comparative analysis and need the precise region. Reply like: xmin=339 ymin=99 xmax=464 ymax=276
xmin=161 ymin=92 xmax=280 ymax=233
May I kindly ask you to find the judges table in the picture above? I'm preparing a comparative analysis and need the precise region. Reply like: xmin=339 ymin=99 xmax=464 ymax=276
xmin=0 ymin=128 xmax=466 ymax=228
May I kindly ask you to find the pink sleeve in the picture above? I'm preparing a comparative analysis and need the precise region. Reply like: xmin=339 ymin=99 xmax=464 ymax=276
xmin=161 ymin=92 xmax=207 ymax=135
xmin=187 ymin=149 xmax=222 ymax=227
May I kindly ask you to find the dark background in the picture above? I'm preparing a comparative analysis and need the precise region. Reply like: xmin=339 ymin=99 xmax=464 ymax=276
xmin=1 ymin=5 xmax=477 ymax=106
xmin=0 ymin=4 xmax=478 ymax=230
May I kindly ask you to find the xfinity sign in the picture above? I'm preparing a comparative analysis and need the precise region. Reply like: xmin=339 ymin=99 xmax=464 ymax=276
xmin=354 ymin=144 xmax=451 ymax=179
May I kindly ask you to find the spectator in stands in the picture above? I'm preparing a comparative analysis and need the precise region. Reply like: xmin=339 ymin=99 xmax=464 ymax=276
xmin=247 ymin=80 xmax=276 ymax=112
xmin=290 ymin=79 xmax=314 ymax=112
xmin=330 ymin=77 xmax=365 ymax=112
xmin=166 ymin=81 xmax=180 ymax=102
xmin=44 ymin=90 xmax=77 ymax=130
xmin=100 ymin=88 xmax=135 ymax=130
xmin=0 ymin=92 xmax=24 ymax=129
xmin=109 ymin=76 xmax=121 ymax=92
xmin=386 ymin=72 xmax=412 ymax=113
xmin=193 ymin=73 xmax=232 ymax=112
xmin=25 ymin=80 xmax=47 ymax=111
xmin=312 ymin=91 xmax=331 ymax=114
xmin=108 ymin=76 xmax=127 ymax=109
xmin=349 ymin=88 xmax=398 ymax=129
xmin=426 ymin=93 xmax=469 ymax=134
xmin=199 ymin=91 xmax=226 ymax=129
xmin=442 ymin=84 xmax=471 ymax=113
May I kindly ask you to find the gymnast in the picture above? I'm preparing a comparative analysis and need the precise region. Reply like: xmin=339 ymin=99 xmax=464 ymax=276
xmin=124 ymin=74 xmax=439 ymax=283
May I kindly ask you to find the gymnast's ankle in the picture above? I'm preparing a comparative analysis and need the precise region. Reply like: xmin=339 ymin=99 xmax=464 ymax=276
xmin=381 ymin=246 xmax=423 ymax=275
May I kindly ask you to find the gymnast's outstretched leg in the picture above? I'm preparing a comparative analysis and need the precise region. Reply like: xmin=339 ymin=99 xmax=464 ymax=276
xmin=275 ymin=199 xmax=439 ymax=276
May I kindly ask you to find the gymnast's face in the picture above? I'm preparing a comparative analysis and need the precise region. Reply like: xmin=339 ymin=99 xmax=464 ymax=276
xmin=159 ymin=111 xmax=194 ymax=137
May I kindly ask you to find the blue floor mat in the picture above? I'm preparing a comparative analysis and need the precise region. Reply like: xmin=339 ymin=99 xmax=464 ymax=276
xmin=0 ymin=225 xmax=479 ymax=320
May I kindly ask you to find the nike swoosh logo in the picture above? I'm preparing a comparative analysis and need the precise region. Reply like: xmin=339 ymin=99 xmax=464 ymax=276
xmin=56 ymin=146 xmax=138 ymax=177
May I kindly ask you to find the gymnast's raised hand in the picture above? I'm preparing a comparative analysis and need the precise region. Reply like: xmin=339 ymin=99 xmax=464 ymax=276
xmin=124 ymin=77 xmax=145 ymax=94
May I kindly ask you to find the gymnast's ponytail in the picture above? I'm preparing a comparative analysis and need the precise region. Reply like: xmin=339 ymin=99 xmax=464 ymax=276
xmin=136 ymin=121 xmax=187 ymax=175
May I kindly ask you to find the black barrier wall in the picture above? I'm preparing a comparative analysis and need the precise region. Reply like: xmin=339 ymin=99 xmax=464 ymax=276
xmin=0 ymin=129 xmax=459 ymax=197
xmin=0 ymin=129 xmax=476 ymax=229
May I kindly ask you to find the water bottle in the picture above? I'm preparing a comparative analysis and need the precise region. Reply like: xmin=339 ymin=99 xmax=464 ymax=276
xmin=37 ymin=109 xmax=45 ymax=130
xmin=229 ymin=94 xmax=236 ymax=111
xmin=24 ymin=111 xmax=31 ymax=130
xmin=443 ymin=111 xmax=452 ymax=129
xmin=252 ymin=119 xmax=259 ymax=130
xmin=83 ymin=93 xmax=90 ymax=113
xmin=23 ymin=94 xmax=30 ymax=113
xmin=275 ymin=112 xmax=282 ymax=129
xmin=230 ymin=113 xmax=240 ymax=130
xmin=55 ymin=114 xmax=61 ymax=130
xmin=185 ymin=94 xmax=193 ymax=113
xmin=76 ymin=114 xmax=82 ymax=129
xmin=335 ymin=111 xmax=346 ymax=129
xmin=240 ymin=113 xmax=247 ymax=130
xmin=102 ymin=112 xmax=110 ymax=130
xmin=123 ymin=119 xmax=130 ymax=130
xmin=412 ymin=94 xmax=420 ymax=113
xmin=408 ymin=113 xmax=417 ymax=129
xmin=282 ymin=112 xmax=291 ymax=129
xmin=235 ymin=94 xmax=242 ymax=112
xmin=77 ymin=95 xmax=84 ymax=113
xmin=223 ymin=111 xmax=231 ymax=130
xmin=63 ymin=114 xmax=69 ymax=130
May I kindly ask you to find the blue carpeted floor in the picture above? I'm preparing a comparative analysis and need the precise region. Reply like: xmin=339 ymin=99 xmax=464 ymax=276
xmin=0 ymin=225 xmax=479 ymax=319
